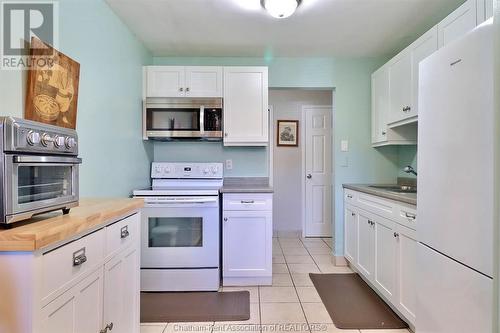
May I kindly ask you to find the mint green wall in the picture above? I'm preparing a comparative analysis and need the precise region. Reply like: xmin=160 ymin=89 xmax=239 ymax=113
xmin=153 ymin=56 xmax=401 ymax=255
xmin=398 ymin=146 xmax=418 ymax=178
xmin=0 ymin=0 xmax=153 ymax=197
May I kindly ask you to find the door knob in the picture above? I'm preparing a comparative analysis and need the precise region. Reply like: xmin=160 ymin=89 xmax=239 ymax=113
xmin=306 ymin=174 xmax=312 ymax=179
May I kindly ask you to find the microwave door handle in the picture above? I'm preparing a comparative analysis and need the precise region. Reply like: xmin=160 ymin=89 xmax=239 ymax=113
xmin=13 ymin=156 xmax=82 ymax=164
xmin=200 ymin=106 xmax=205 ymax=135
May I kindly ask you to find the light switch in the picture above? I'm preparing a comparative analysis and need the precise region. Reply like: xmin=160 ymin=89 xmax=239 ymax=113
xmin=225 ymin=159 xmax=233 ymax=170
xmin=341 ymin=140 xmax=349 ymax=152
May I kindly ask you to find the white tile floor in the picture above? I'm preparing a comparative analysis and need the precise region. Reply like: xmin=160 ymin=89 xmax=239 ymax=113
xmin=141 ymin=237 xmax=411 ymax=333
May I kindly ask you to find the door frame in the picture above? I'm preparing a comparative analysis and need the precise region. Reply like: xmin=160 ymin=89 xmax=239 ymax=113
xmin=301 ymin=105 xmax=335 ymax=238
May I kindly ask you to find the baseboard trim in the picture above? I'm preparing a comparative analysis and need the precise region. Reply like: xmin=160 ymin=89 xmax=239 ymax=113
xmin=223 ymin=276 xmax=272 ymax=286
xmin=334 ymin=256 xmax=348 ymax=267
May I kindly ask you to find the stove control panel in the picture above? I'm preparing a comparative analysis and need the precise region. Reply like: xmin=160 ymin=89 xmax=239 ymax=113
xmin=151 ymin=162 xmax=224 ymax=179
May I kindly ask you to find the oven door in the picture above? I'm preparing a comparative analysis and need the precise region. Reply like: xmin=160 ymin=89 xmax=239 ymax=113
xmin=4 ymin=155 xmax=81 ymax=219
xmin=140 ymin=196 xmax=220 ymax=268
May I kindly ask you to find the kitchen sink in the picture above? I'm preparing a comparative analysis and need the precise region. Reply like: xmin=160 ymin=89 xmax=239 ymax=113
xmin=368 ymin=185 xmax=417 ymax=194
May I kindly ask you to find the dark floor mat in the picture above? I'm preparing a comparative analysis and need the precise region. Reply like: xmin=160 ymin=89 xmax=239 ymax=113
xmin=141 ymin=291 xmax=250 ymax=323
xmin=309 ymin=273 xmax=408 ymax=329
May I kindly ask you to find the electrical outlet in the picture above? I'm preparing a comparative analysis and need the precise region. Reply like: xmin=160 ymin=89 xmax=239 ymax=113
xmin=225 ymin=159 xmax=233 ymax=170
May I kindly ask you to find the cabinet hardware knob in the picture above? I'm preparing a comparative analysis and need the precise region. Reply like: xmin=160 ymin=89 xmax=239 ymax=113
xmin=120 ymin=226 xmax=130 ymax=239
xmin=72 ymin=247 xmax=87 ymax=266
xmin=100 ymin=322 xmax=114 ymax=333
xmin=347 ymin=194 xmax=353 ymax=199
xmin=186 ymin=87 xmax=190 ymax=92
xmin=307 ymin=174 xmax=312 ymax=179
xmin=381 ymin=131 xmax=387 ymax=135
xmin=224 ymin=132 xmax=228 ymax=137
xmin=224 ymin=217 xmax=228 ymax=222
xmin=179 ymin=87 xmax=184 ymax=92
xmin=351 ymin=212 xmax=355 ymax=216
xmin=394 ymin=232 xmax=400 ymax=238
xmin=241 ymin=200 xmax=255 ymax=204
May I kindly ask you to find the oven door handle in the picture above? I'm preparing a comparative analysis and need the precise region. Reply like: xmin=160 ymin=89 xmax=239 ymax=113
xmin=13 ymin=156 xmax=82 ymax=164
xmin=143 ymin=197 xmax=218 ymax=204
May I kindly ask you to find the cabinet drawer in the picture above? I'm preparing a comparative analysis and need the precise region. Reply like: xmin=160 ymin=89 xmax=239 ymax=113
xmin=356 ymin=191 xmax=396 ymax=221
xmin=395 ymin=203 xmax=417 ymax=230
xmin=105 ymin=213 xmax=139 ymax=257
xmin=344 ymin=189 xmax=357 ymax=203
xmin=223 ymin=194 xmax=272 ymax=211
xmin=42 ymin=229 xmax=105 ymax=301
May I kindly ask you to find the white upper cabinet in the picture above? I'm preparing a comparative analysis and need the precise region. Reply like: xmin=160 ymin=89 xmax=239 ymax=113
xmin=388 ymin=49 xmax=412 ymax=124
xmin=371 ymin=65 xmax=389 ymax=144
xmin=185 ymin=66 xmax=223 ymax=97
xmin=410 ymin=26 xmax=438 ymax=120
xmin=437 ymin=0 xmax=477 ymax=48
xmin=145 ymin=66 xmax=223 ymax=98
xmin=223 ymin=67 xmax=269 ymax=146
xmin=146 ymin=66 xmax=185 ymax=97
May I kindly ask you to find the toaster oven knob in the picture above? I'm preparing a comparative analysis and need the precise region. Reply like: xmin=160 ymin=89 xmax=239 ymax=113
xmin=53 ymin=135 xmax=65 ymax=148
xmin=40 ymin=133 xmax=53 ymax=147
xmin=26 ymin=131 xmax=41 ymax=145
xmin=65 ymin=137 xmax=76 ymax=149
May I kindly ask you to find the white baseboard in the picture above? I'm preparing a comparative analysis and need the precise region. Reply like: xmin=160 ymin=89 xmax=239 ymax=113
xmin=333 ymin=256 xmax=348 ymax=267
xmin=223 ymin=276 xmax=272 ymax=286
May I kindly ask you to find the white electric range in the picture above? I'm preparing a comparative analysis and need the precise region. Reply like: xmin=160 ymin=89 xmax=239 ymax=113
xmin=133 ymin=162 xmax=223 ymax=291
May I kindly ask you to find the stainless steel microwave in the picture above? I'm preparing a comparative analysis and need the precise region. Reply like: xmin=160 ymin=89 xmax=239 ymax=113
xmin=143 ymin=98 xmax=223 ymax=141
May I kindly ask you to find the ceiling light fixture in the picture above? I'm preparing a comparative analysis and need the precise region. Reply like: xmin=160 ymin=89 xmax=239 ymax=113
xmin=263 ymin=0 xmax=299 ymax=19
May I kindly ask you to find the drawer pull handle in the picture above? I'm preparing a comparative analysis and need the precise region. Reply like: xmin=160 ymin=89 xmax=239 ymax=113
xmin=347 ymin=195 xmax=353 ymax=199
xmin=394 ymin=232 xmax=400 ymax=238
xmin=73 ymin=247 xmax=87 ymax=266
xmin=405 ymin=212 xmax=416 ymax=220
xmin=121 ymin=226 xmax=130 ymax=239
xmin=351 ymin=212 xmax=355 ymax=216
xmin=241 ymin=200 xmax=255 ymax=204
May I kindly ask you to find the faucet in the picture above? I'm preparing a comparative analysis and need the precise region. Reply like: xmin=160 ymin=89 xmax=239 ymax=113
xmin=403 ymin=165 xmax=417 ymax=176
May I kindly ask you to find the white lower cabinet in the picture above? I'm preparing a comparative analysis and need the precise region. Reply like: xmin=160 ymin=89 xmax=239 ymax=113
xmin=222 ymin=193 xmax=273 ymax=286
xmin=0 ymin=213 xmax=141 ymax=333
xmin=395 ymin=224 xmax=417 ymax=324
xmin=374 ymin=217 xmax=397 ymax=302
xmin=103 ymin=245 xmax=140 ymax=333
xmin=344 ymin=205 xmax=357 ymax=263
xmin=356 ymin=211 xmax=375 ymax=281
xmin=41 ymin=268 xmax=104 ymax=333
xmin=344 ymin=189 xmax=416 ymax=327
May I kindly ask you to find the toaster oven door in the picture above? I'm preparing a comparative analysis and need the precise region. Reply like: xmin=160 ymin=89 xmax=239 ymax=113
xmin=4 ymin=155 xmax=82 ymax=221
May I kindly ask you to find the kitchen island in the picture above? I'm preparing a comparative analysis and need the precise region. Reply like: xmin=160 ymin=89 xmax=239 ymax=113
xmin=0 ymin=198 xmax=143 ymax=333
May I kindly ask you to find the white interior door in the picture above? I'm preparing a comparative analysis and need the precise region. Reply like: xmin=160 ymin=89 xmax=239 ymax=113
xmin=304 ymin=106 xmax=332 ymax=237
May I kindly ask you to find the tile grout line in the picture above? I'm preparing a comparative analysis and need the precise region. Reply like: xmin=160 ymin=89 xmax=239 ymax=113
xmin=298 ymin=238 xmax=322 ymax=273
xmin=278 ymin=237 xmax=312 ymax=333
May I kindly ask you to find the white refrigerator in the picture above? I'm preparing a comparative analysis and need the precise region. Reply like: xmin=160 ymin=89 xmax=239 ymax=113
xmin=416 ymin=20 xmax=494 ymax=332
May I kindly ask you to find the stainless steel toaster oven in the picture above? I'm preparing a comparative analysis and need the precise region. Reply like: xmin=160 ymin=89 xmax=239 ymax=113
xmin=0 ymin=117 xmax=81 ymax=224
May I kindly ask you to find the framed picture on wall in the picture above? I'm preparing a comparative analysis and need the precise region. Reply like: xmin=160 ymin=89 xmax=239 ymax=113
xmin=277 ymin=120 xmax=299 ymax=147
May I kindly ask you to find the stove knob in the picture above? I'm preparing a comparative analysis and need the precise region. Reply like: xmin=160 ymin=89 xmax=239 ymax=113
xmin=211 ymin=166 xmax=218 ymax=174
xmin=65 ymin=137 xmax=76 ymax=149
xmin=54 ymin=135 xmax=65 ymax=148
xmin=154 ymin=165 xmax=163 ymax=174
xmin=26 ymin=131 xmax=40 ymax=145
xmin=164 ymin=167 xmax=171 ymax=174
xmin=203 ymin=168 xmax=210 ymax=174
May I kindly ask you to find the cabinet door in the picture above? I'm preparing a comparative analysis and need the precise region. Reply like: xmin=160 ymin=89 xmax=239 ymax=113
xmin=146 ymin=66 xmax=185 ymax=97
xmin=395 ymin=224 xmax=417 ymax=325
xmin=40 ymin=268 xmax=103 ymax=333
xmin=484 ymin=0 xmax=494 ymax=20
xmin=389 ymin=50 xmax=412 ymax=124
xmin=185 ymin=66 xmax=223 ymax=97
xmin=103 ymin=246 xmax=140 ymax=333
xmin=371 ymin=66 xmax=389 ymax=143
xmin=410 ymin=26 xmax=438 ymax=119
xmin=437 ymin=0 xmax=477 ymax=48
xmin=357 ymin=211 xmax=375 ymax=282
xmin=373 ymin=217 xmax=397 ymax=302
xmin=223 ymin=67 xmax=269 ymax=146
xmin=344 ymin=206 xmax=358 ymax=265
xmin=223 ymin=210 xmax=272 ymax=277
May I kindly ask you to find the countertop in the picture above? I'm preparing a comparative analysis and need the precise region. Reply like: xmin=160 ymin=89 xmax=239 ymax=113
xmin=343 ymin=184 xmax=417 ymax=206
xmin=0 ymin=198 xmax=144 ymax=252
xmin=220 ymin=177 xmax=274 ymax=193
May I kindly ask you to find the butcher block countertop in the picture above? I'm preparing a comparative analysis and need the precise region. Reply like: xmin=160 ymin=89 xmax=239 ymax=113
xmin=0 ymin=198 xmax=144 ymax=252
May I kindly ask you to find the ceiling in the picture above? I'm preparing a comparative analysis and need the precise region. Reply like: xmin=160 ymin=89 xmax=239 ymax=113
xmin=105 ymin=0 xmax=465 ymax=58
